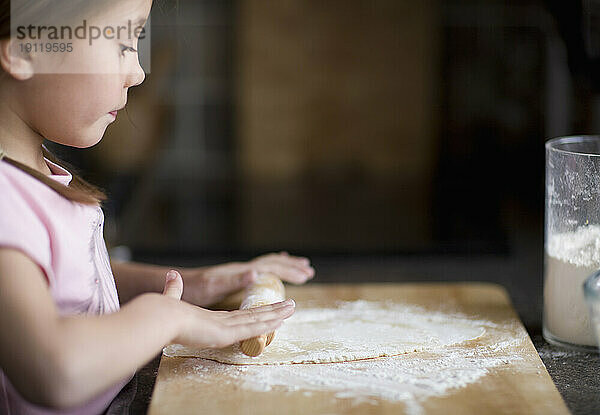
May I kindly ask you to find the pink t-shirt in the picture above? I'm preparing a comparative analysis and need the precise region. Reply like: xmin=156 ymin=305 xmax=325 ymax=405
xmin=0 ymin=157 xmax=133 ymax=414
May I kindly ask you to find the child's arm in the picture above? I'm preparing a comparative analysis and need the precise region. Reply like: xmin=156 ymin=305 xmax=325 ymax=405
xmin=110 ymin=259 xmax=191 ymax=304
xmin=0 ymin=248 xmax=294 ymax=410
xmin=111 ymin=252 xmax=314 ymax=306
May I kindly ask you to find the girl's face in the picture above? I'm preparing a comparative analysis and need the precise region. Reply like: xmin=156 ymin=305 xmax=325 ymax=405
xmin=12 ymin=0 xmax=152 ymax=148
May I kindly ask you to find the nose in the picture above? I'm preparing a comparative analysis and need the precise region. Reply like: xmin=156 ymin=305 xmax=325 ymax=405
xmin=125 ymin=57 xmax=146 ymax=88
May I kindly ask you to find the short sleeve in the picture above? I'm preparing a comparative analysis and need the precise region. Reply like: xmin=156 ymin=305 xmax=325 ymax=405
xmin=0 ymin=172 xmax=53 ymax=285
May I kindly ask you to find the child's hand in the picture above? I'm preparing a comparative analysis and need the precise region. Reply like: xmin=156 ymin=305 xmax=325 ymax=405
xmin=162 ymin=270 xmax=295 ymax=348
xmin=181 ymin=252 xmax=314 ymax=307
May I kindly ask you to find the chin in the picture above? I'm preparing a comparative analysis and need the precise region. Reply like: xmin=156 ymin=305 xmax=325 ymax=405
xmin=56 ymin=133 xmax=105 ymax=149
xmin=84 ymin=135 xmax=106 ymax=148
xmin=46 ymin=118 xmax=109 ymax=148
xmin=82 ymin=125 xmax=110 ymax=148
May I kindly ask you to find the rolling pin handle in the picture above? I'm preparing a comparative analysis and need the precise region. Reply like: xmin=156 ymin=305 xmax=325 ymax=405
xmin=239 ymin=273 xmax=285 ymax=357
xmin=240 ymin=334 xmax=267 ymax=357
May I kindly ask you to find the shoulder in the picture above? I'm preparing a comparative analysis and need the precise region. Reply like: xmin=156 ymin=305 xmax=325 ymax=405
xmin=0 ymin=158 xmax=77 ymax=212
xmin=0 ymin=161 xmax=55 ymax=284
xmin=0 ymin=161 xmax=50 ymax=217
xmin=0 ymin=158 xmax=51 ymax=194
xmin=0 ymin=160 xmax=55 ymax=248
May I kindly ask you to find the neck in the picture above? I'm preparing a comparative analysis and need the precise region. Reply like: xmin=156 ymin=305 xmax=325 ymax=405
xmin=0 ymin=82 xmax=51 ymax=175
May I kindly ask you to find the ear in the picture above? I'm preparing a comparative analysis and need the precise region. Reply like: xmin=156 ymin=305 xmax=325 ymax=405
xmin=0 ymin=38 xmax=34 ymax=81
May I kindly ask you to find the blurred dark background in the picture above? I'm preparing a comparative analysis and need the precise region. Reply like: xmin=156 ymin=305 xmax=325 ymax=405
xmin=45 ymin=0 xmax=600 ymax=331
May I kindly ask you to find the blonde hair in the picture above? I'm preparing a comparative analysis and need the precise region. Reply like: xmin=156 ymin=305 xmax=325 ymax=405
xmin=0 ymin=0 xmax=117 ymax=206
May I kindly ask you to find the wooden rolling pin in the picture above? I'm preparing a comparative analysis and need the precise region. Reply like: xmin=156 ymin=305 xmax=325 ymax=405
xmin=239 ymin=272 xmax=285 ymax=357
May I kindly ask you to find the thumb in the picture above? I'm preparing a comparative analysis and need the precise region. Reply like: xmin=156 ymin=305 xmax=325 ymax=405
xmin=163 ymin=270 xmax=183 ymax=300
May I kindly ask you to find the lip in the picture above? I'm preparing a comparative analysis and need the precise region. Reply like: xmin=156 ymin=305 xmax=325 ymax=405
xmin=109 ymin=111 xmax=117 ymax=118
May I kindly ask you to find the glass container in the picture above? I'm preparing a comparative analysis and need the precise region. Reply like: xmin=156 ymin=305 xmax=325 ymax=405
xmin=544 ymin=135 xmax=600 ymax=350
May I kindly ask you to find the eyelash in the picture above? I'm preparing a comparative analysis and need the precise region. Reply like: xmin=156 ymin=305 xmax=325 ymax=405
xmin=119 ymin=44 xmax=137 ymax=56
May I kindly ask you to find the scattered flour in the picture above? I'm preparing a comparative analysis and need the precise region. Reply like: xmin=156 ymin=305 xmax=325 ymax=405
xmin=176 ymin=341 xmax=521 ymax=415
xmin=164 ymin=300 xmax=524 ymax=415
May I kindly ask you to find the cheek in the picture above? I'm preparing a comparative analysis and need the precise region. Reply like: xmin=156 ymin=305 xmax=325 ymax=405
xmin=24 ymin=74 xmax=121 ymax=146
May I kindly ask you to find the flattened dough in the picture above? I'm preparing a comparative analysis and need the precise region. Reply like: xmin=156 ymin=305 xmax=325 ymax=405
xmin=163 ymin=300 xmax=486 ymax=365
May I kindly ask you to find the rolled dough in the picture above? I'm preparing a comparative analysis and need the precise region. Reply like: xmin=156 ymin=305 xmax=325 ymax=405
xmin=163 ymin=300 xmax=486 ymax=365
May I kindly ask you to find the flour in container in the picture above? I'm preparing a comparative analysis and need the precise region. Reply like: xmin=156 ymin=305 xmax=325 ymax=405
xmin=544 ymin=225 xmax=600 ymax=346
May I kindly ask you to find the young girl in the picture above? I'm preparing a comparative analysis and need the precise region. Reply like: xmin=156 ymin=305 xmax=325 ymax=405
xmin=0 ymin=0 xmax=314 ymax=413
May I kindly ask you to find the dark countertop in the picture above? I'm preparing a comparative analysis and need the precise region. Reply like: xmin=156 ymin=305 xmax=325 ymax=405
xmin=532 ymin=334 xmax=600 ymax=414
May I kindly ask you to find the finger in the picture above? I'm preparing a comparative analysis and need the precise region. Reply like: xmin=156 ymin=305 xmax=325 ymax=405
xmin=294 ymin=256 xmax=311 ymax=266
xmin=209 ymin=310 xmax=231 ymax=318
xmin=256 ymin=263 xmax=312 ymax=284
xmin=226 ymin=299 xmax=295 ymax=321
xmin=275 ymin=251 xmax=311 ymax=267
xmin=162 ymin=270 xmax=183 ymax=300
xmin=282 ymin=262 xmax=314 ymax=280
xmin=225 ymin=319 xmax=286 ymax=345
xmin=269 ymin=254 xmax=314 ymax=275
xmin=229 ymin=302 xmax=295 ymax=325
xmin=260 ymin=252 xmax=309 ymax=267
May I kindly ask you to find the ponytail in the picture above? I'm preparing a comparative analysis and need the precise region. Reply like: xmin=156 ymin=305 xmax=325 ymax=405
xmin=0 ymin=145 xmax=107 ymax=206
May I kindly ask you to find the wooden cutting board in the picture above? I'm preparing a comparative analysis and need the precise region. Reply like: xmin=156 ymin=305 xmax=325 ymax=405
xmin=148 ymin=283 xmax=569 ymax=415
